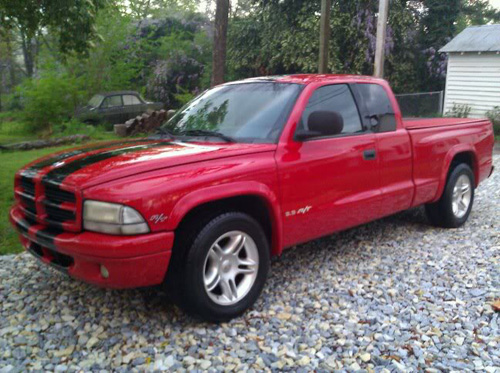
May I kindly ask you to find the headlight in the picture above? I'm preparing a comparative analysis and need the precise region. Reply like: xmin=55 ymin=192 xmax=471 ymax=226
xmin=83 ymin=200 xmax=150 ymax=235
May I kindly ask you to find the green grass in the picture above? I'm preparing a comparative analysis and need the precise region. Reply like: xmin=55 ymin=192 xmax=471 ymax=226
xmin=0 ymin=114 xmax=34 ymax=144
xmin=0 ymin=114 xmax=121 ymax=255
xmin=0 ymin=145 xmax=76 ymax=255
xmin=0 ymin=111 xmax=120 ymax=145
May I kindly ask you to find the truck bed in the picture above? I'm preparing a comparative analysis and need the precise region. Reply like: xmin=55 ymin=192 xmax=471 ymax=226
xmin=403 ymin=117 xmax=494 ymax=208
xmin=403 ymin=117 xmax=487 ymax=130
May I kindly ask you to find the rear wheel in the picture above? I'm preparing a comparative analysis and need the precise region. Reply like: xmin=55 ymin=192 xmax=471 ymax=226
xmin=167 ymin=212 xmax=270 ymax=322
xmin=425 ymin=163 xmax=474 ymax=228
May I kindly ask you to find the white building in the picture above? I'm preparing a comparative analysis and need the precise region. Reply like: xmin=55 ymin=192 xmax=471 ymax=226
xmin=440 ymin=24 xmax=500 ymax=118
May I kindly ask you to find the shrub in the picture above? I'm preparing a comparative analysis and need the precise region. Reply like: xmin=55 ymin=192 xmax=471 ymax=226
xmin=18 ymin=72 xmax=83 ymax=134
xmin=0 ymin=113 xmax=31 ymax=144
xmin=445 ymin=103 xmax=471 ymax=118
xmin=146 ymin=51 xmax=204 ymax=109
xmin=174 ymin=88 xmax=195 ymax=107
xmin=52 ymin=119 xmax=114 ymax=140
xmin=486 ymin=106 xmax=500 ymax=137
xmin=2 ymin=92 xmax=24 ymax=111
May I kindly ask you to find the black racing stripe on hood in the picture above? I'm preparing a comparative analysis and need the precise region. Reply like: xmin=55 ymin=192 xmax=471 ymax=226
xmin=43 ymin=142 xmax=173 ymax=184
xmin=24 ymin=139 xmax=150 ymax=173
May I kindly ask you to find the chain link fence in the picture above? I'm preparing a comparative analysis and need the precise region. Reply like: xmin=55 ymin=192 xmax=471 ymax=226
xmin=395 ymin=91 xmax=444 ymax=118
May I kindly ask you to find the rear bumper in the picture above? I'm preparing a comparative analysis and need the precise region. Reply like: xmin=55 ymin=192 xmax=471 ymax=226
xmin=10 ymin=206 xmax=174 ymax=289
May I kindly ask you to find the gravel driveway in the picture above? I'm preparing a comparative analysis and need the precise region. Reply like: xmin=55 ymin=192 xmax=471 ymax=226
xmin=1 ymin=156 xmax=499 ymax=372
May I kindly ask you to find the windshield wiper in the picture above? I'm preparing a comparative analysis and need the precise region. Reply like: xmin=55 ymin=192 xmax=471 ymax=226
xmin=155 ymin=127 xmax=176 ymax=140
xmin=180 ymin=129 xmax=236 ymax=143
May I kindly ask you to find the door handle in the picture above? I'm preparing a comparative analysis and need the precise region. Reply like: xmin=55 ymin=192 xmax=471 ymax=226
xmin=363 ymin=149 xmax=377 ymax=160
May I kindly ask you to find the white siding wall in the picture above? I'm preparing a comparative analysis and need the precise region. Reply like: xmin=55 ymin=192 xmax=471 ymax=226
xmin=444 ymin=53 xmax=500 ymax=118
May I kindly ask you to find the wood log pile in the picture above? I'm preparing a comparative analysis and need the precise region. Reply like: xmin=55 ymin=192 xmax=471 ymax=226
xmin=114 ymin=109 xmax=175 ymax=137
xmin=0 ymin=134 xmax=90 ymax=151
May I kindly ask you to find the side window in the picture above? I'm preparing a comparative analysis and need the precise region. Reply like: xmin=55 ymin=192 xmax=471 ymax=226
xmin=357 ymin=84 xmax=396 ymax=132
xmin=301 ymin=84 xmax=363 ymax=135
xmin=101 ymin=95 xmax=123 ymax=108
xmin=123 ymin=95 xmax=141 ymax=105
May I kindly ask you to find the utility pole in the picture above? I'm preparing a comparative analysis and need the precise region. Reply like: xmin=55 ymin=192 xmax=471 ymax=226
xmin=318 ymin=0 xmax=331 ymax=74
xmin=374 ymin=0 xmax=389 ymax=78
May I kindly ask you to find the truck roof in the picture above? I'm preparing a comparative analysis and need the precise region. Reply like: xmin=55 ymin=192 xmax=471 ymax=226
xmin=232 ymin=74 xmax=386 ymax=85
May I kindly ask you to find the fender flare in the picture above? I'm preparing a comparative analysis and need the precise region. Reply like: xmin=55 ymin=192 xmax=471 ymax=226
xmin=433 ymin=144 xmax=478 ymax=202
xmin=166 ymin=181 xmax=283 ymax=256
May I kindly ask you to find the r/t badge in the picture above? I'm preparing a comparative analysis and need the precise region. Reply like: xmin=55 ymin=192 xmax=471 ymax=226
xmin=150 ymin=214 xmax=168 ymax=224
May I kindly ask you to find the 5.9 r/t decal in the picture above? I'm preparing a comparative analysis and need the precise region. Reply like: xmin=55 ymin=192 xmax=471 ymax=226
xmin=285 ymin=206 xmax=312 ymax=218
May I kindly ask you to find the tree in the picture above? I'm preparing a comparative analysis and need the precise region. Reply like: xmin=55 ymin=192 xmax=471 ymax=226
xmin=227 ymin=0 xmax=499 ymax=93
xmin=211 ymin=0 xmax=230 ymax=86
xmin=458 ymin=0 xmax=500 ymax=31
xmin=127 ymin=0 xmax=199 ymax=19
xmin=0 ymin=0 xmax=107 ymax=77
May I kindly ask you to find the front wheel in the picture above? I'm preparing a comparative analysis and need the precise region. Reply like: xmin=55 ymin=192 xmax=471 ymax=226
xmin=170 ymin=212 xmax=270 ymax=322
xmin=425 ymin=163 xmax=475 ymax=228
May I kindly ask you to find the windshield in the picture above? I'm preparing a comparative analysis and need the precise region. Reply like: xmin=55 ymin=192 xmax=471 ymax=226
xmin=162 ymin=82 xmax=302 ymax=143
xmin=88 ymin=94 xmax=104 ymax=108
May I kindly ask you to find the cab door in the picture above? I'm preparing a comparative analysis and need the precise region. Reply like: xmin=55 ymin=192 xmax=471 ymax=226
xmin=99 ymin=95 xmax=124 ymax=124
xmin=355 ymin=83 xmax=414 ymax=217
xmin=276 ymin=84 xmax=381 ymax=247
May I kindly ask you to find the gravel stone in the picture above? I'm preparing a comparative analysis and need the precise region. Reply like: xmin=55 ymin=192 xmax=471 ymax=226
xmin=0 ymin=155 xmax=499 ymax=371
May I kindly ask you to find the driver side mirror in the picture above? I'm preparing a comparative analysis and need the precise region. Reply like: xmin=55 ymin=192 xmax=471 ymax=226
xmin=295 ymin=111 xmax=344 ymax=141
xmin=366 ymin=114 xmax=380 ymax=129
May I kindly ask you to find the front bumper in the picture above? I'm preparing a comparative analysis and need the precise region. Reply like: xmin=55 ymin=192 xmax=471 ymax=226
xmin=10 ymin=206 xmax=174 ymax=289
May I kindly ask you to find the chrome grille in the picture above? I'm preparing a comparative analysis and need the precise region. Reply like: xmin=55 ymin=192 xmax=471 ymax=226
xmin=44 ymin=200 xmax=76 ymax=222
xmin=20 ymin=176 xmax=35 ymax=196
xmin=42 ymin=181 xmax=77 ymax=225
xmin=44 ymin=183 xmax=76 ymax=204
xmin=16 ymin=174 xmax=79 ymax=231
xmin=19 ymin=176 xmax=36 ymax=216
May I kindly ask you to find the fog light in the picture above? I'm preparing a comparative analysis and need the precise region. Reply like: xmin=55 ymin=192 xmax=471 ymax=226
xmin=100 ymin=265 xmax=109 ymax=279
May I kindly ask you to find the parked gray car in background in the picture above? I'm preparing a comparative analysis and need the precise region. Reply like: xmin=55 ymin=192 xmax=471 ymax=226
xmin=75 ymin=91 xmax=164 ymax=125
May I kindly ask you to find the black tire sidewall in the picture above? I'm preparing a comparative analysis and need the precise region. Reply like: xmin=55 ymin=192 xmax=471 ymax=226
xmin=442 ymin=164 xmax=475 ymax=227
xmin=182 ymin=212 xmax=270 ymax=322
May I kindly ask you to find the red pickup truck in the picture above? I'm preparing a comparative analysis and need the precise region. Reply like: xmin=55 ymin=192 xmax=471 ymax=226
xmin=10 ymin=75 xmax=495 ymax=321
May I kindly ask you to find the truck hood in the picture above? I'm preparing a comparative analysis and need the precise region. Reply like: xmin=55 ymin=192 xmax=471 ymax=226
xmin=21 ymin=138 xmax=276 ymax=189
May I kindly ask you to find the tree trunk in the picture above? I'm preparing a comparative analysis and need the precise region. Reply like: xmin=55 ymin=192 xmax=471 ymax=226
xmin=5 ymin=31 xmax=16 ymax=88
xmin=211 ymin=0 xmax=230 ymax=87
xmin=20 ymin=29 xmax=36 ymax=77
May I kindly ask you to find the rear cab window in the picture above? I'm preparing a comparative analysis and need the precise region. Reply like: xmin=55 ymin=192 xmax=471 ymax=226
xmin=356 ymin=84 xmax=397 ymax=132
xmin=102 ymin=95 xmax=123 ymax=108
xmin=123 ymin=95 xmax=142 ymax=105
xmin=300 ymin=84 xmax=364 ymax=136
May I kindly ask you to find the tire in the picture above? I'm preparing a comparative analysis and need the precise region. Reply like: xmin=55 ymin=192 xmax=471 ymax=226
xmin=425 ymin=163 xmax=475 ymax=228
xmin=166 ymin=212 xmax=270 ymax=322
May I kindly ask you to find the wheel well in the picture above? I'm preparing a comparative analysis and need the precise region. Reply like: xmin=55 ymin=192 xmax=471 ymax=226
xmin=450 ymin=151 xmax=477 ymax=184
xmin=175 ymin=195 xmax=274 ymax=250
